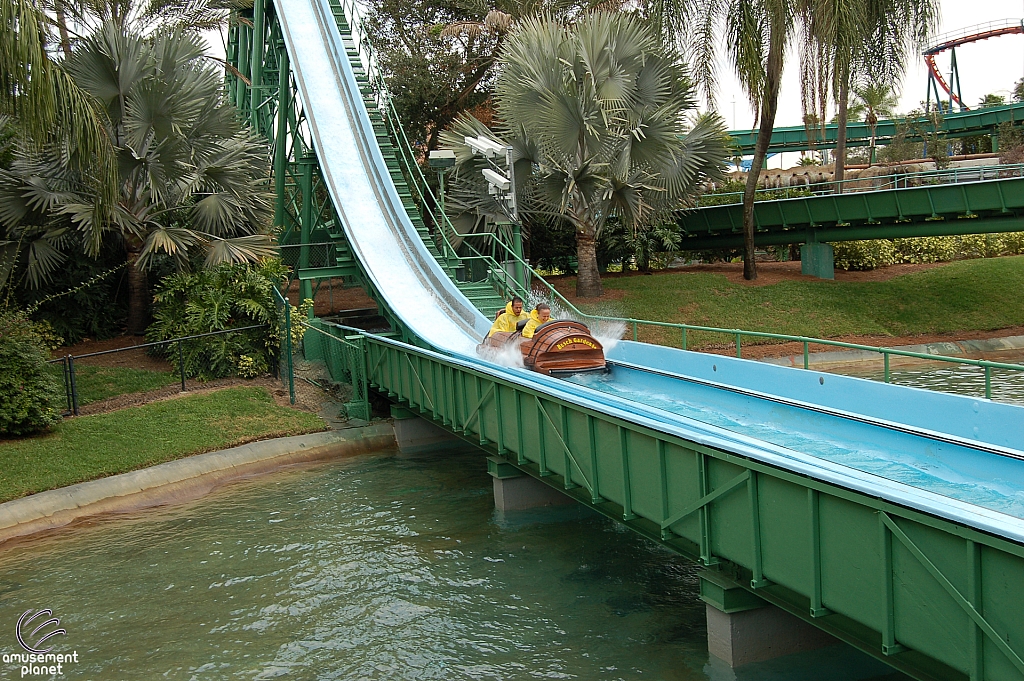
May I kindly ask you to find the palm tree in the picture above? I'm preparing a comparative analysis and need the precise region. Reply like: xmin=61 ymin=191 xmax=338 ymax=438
xmin=0 ymin=22 xmax=275 ymax=333
xmin=684 ymin=0 xmax=795 ymax=281
xmin=441 ymin=12 xmax=729 ymax=297
xmin=851 ymin=83 xmax=899 ymax=163
xmin=800 ymin=0 xmax=938 ymax=191
xmin=1 ymin=0 xmax=115 ymax=193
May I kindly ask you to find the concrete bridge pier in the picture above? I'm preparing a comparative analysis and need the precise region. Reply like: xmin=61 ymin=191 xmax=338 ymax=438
xmin=391 ymin=407 xmax=462 ymax=453
xmin=700 ymin=571 xmax=836 ymax=667
xmin=801 ymin=241 xmax=835 ymax=280
xmin=486 ymin=457 xmax=575 ymax=511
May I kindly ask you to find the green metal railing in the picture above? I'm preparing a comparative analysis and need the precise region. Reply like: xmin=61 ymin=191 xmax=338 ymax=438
xmin=694 ymin=163 xmax=1024 ymax=208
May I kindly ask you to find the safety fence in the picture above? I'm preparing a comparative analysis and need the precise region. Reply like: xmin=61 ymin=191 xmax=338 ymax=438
xmin=47 ymin=325 xmax=271 ymax=416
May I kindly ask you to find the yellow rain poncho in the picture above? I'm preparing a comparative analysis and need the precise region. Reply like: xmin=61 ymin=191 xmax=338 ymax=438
xmin=521 ymin=309 xmax=551 ymax=339
xmin=487 ymin=302 xmax=529 ymax=337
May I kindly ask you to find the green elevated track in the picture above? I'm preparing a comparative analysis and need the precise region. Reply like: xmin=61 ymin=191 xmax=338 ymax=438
xmin=678 ymin=175 xmax=1024 ymax=250
xmin=727 ymin=102 xmax=1024 ymax=155
xmin=229 ymin=2 xmax=1024 ymax=679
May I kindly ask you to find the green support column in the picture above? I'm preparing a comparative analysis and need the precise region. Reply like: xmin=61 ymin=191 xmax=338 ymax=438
xmin=801 ymin=240 xmax=834 ymax=280
xmin=249 ymin=0 xmax=265 ymax=128
xmin=273 ymin=42 xmax=290 ymax=233
xmin=235 ymin=19 xmax=250 ymax=112
xmin=299 ymin=156 xmax=315 ymax=304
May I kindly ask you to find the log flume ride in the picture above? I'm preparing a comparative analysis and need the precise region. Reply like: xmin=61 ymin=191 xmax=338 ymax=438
xmin=477 ymin=321 xmax=607 ymax=375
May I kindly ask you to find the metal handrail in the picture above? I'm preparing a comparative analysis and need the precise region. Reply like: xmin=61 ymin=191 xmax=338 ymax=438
xmin=694 ymin=163 xmax=1024 ymax=208
xmin=333 ymin=1 xmax=1024 ymax=401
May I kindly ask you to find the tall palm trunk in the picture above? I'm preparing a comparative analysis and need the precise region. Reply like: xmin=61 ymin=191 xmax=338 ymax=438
xmin=741 ymin=37 xmax=785 ymax=281
xmin=833 ymin=72 xmax=850 ymax=192
xmin=125 ymin=242 xmax=149 ymax=335
xmin=575 ymin=226 xmax=602 ymax=298
xmin=54 ymin=0 xmax=72 ymax=58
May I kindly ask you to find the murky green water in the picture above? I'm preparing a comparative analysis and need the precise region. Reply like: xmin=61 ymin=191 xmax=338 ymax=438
xmin=0 ymin=447 xmax=897 ymax=680
xmin=839 ymin=355 xmax=1024 ymax=406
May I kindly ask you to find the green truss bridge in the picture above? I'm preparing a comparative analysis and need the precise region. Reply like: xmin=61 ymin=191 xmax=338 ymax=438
xmin=229 ymin=1 xmax=1024 ymax=679
xmin=678 ymin=165 xmax=1024 ymax=278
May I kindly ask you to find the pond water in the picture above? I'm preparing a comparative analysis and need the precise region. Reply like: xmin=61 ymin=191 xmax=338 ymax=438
xmin=0 ymin=447 xmax=897 ymax=680
xmin=841 ymin=359 xmax=1024 ymax=407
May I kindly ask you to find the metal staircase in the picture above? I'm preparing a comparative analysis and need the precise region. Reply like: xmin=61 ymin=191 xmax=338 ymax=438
xmin=317 ymin=4 xmax=508 ymax=319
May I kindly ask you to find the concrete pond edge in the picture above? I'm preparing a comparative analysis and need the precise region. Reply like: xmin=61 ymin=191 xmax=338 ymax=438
xmin=0 ymin=424 xmax=396 ymax=547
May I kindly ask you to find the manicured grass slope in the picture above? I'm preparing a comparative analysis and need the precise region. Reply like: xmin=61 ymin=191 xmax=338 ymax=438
xmin=57 ymin=365 xmax=179 ymax=405
xmin=571 ymin=257 xmax=1024 ymax=347
xmin=0 ymin=387 xmax=325 ymax=503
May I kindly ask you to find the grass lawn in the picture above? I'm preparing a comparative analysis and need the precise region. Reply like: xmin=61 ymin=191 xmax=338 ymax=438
xmin=49 ymin=365 xmax=179 ymax=406
xmin=0 ymin=386 xmax=326 ymax=503
xmin=566 ymin=256 xmax=1024 ymax=348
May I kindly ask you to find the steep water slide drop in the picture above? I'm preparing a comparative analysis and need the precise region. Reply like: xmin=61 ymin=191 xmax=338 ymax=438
xmin=275 ymin=0 xmax=1024 ymax=541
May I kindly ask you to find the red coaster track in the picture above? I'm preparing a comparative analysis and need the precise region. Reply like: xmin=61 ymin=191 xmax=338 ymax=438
xmin=923 ymin=19 xmax=1024 ymax=111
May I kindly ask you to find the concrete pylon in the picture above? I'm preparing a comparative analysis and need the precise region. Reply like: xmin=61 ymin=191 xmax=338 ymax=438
xmin=700 ymin=571 xmax=836 ymax=667
xmin=486 ymin=457 xmax=575 ymax=511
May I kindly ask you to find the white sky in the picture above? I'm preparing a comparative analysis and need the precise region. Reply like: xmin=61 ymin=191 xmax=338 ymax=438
xmin=712 ymin=0 xmax=1024 ymax=167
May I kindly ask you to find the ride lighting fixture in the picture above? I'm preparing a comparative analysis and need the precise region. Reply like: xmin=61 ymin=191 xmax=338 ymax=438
xmin=428 ymin=149 xmax=456 ymax=168
xmin=464 ymin=135 xmax=506 ymax=158
xmin=481 ymin=168 xmax=511 ymax=191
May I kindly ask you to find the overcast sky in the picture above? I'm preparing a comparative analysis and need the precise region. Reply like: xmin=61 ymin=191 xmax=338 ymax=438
xmin=713 ymin=0 xmax=1024 ymax=165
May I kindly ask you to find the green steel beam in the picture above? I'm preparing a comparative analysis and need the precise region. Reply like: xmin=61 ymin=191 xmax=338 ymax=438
xmin=677 ymin=177 xmax=1024 ymax=248
xmin=727 ymin=102 xmax=1024 ymax=155
xmin=304 ymin=322 xmax=1024 ymax=681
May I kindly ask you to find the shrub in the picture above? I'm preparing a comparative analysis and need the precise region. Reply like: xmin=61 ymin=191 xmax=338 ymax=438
xmin=831 ymin=232 xmax=1024 ymax=270
xmin=0 ymin=310 xmax=63 ymax=436
xmin=831 ymin=240 xmax=897 ymax=270
xmin=147 ymin=260 xmax=301 ymax=381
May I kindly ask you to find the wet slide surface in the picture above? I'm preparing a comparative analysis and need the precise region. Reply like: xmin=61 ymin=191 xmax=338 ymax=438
xmin=275 ymin=0 xmax=1024 ymax=540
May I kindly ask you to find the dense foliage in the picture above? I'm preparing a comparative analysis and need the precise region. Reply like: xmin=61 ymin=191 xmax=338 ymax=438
xmin=831 ymin=233 xmax=1024 ymax=271
xmin=147 ymin=261 xmax=291 ymax=381
xmin=0 ymin=310 xmax=63 ymax=436
xmin=0 ymin=23 xmax=275 ymax=334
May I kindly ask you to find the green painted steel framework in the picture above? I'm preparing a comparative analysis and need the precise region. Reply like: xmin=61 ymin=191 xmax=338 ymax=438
xmin=230 ymin=2 xmax=1024 ymax=679
xmin=726 ymin=102 xmax=1024 ymax=155
xmin=677 ymin=176 xmax=1024 ymax=250
xmin=304 ymin=322 xmax=1024 ymax=681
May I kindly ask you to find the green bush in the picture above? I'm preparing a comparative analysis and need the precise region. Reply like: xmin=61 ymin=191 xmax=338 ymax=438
xmin=831 ymin=232 xmax=1024 ymax=270
xmin=0 ymin=310 xmax=64 ymax=436
xmin=832 ymin=240 xmax=897 ymax=270
xmin=147 ymin=260 xmax=295 ymax=381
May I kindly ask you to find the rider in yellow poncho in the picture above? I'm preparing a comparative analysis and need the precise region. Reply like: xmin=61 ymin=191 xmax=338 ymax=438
xmin=521 ymin=303 xmax=552 ymax=339
xmin=487 ymin=297 xmax=529 ymax=337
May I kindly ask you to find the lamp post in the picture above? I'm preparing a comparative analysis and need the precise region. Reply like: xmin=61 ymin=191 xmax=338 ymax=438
xmin=427 ymin=149 xmax=456 ymax=260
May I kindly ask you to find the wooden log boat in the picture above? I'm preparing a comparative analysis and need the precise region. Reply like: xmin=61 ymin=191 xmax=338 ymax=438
xmin=478 ymin=320 xmax=607 ymax=375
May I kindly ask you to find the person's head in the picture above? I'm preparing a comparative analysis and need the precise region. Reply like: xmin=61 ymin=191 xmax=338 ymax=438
xmin=511 ymin=296 xmax=524 ymax=315
xmin=536 ymin=303 xmax=551 ymax=322
xmin=496 ymin=309 xmax=504 ymax=320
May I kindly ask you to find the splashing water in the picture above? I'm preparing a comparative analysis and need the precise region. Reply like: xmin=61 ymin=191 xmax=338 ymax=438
xmin=524 ymin=292 xmax=627 ymax=351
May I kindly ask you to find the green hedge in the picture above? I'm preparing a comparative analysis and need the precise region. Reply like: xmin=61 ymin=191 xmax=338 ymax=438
xmin=831 ymin=232 xmax=1024 ymax=271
